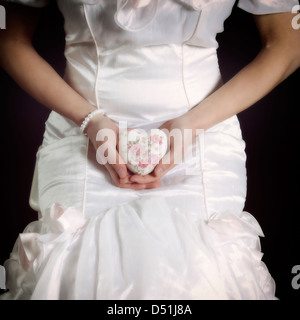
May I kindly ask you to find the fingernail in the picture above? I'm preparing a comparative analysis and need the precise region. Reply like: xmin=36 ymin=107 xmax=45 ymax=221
xmin=130 ymin=176 xmax=138 ymax=182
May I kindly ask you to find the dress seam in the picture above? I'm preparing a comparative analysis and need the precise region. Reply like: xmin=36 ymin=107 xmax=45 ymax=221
xmin=181 ymin=44 xmax=209 ymax=220
xmin=81 ymin=5 xmax=101 ymax=217
xmin=83 ymin=4 xmax=101 ymax=110
xmin=181 ymin=44 xmax=191 ymax=110
xmin=198 ymin=132 xmax=209 ymax=221
xmin=81 ymin=138 xmax=89 ymax=217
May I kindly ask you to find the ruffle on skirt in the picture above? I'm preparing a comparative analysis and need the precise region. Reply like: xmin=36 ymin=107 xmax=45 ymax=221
xmin=2 ymin=197 xmax=276 ymax=300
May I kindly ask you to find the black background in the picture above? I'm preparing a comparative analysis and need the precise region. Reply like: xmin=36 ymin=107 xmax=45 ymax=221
xmin=0 ymin=1 xmax=299 ymax=300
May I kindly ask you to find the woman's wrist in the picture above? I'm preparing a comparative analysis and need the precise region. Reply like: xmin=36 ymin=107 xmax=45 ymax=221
xmin=188 ymin=99 xmax=219 ymax=132
xmin=73 ymin=104 xmax=98 ymax=127
xmin=184 ymin=104 xmax=207 ymax=134
xmin=80 ymin=109 xmax=106 ymax=134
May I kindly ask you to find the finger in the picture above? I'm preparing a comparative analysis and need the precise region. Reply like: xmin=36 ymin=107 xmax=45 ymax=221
xmin=144 ymin=180 xmax=161 ymax=189
xmin=130 ymin=172 xmax=158 ymax=184
xmin=100 ymin=145 xmax=127 ymax=179
xmin=106 ymin=164 xmax=146 ymax=190
xmin=119 ymin=176 xmax=131 ymax=184
xmin=119 ymin=169 xmax=135 ymax=184
xmin=121 ymin=183 xmax=147 ymax=190
xmin=129 ymin=173 xmax=161 ymax=187
xmin=111 ymin=163 xmax=128 ymax=179
xmin=154 ymin=151 xmax=175 ymax=178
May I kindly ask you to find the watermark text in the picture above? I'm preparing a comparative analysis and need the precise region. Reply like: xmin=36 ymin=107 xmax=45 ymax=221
xmin=292 ymin=265 xmax=300 ymax=290
xmin=292 ymin=5 xmax=300 ymax=30
xmin=95 ymin=122 xmax=204 ymax=176
xmin=0 ymin=5 xmax=6 ymax=30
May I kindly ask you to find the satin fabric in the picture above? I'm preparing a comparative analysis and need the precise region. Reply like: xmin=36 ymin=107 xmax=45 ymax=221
xmin=2 ymin=0 xmax=297 ymax=300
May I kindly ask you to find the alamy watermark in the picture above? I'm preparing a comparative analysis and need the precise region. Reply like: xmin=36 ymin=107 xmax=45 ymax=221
xmin=291 ymin=265 xmax=300 ymax=290
xmin=0 ymin=265 xmax=6 ymax=290
xmin=292 ymin=5 xmax=300 ymax=30
xmin=0 ymin=5 xmax=5 ymax=30
xmin=95 ymin=122 xmax=204 ymax=176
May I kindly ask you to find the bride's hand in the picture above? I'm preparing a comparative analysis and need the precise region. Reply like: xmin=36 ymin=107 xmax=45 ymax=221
xmin=85 ymin=113 xmax=160 ymax=190
xmin=130 ymin=112 xmax=197 ymax=185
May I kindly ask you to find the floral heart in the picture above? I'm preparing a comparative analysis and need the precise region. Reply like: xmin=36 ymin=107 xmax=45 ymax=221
xmin=118 ymin=128 xmax=168 ymax=175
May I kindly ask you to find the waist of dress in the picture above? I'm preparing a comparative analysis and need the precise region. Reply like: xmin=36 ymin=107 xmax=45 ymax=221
xmin=63 ymin=45 xmax=221 ymax=127
xmin=42 ymin=45 xmax=241 ymax=146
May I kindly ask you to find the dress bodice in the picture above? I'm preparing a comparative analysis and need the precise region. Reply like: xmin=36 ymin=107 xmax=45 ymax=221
xmin=52 ymin=0 xmax=239 ymax=129
xmin=56 ymin=0 xmax=235 ymax=50
xmin=3 ymin=0 xmax=298 ymax=133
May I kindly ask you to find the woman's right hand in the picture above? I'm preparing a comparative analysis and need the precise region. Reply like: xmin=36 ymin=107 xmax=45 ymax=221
xmin=85 ymin=112 xmax=160 ymax=190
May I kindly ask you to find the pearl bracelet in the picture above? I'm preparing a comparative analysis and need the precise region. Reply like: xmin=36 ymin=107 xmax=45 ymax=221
xmin=80 ymin=109 xmax=105 ymax=134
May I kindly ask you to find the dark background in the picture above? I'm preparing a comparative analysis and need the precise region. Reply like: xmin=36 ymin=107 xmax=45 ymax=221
xmin=0 ymin=1 xmax=299 ymax=300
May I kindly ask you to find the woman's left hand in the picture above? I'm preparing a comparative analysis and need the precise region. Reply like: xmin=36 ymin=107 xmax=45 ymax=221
xmin=130 ymin=112 xmax=197 ymax=185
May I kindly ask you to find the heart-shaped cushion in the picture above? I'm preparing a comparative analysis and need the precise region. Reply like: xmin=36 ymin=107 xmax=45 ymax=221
xmin=118 ymin=128 xmax=168 ymax=175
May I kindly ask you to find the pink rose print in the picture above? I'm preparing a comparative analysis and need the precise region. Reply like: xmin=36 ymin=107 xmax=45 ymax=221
xmin=118 ymin=128 xmax=168 ymax=175
xmin=150 ymin=135 xmax=160 ymax=144
xmin=138 ymin=161 xmax=149 ymax=169
xmin=149 ymin=153 xmax=160 ymax=165
xmin=129 ymin=144 xmax=144 ymax=157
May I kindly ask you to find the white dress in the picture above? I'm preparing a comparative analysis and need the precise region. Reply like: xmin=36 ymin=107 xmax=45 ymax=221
xmin=1 ymin=0 xmax=297 ymax=300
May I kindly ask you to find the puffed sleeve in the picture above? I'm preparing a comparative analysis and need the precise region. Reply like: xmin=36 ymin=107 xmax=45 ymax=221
xmin=1 ymin=0 xmax=50 ymax=7
xmin=238 ymin=0 xmax=299 ymax=15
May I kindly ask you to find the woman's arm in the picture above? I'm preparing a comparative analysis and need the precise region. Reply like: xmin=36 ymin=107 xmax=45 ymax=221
xmin=0 ymin=3 xmax=96 ymax=126
xmin=131 ymin=11 xmax=300 ymax=184
xmin=189 ymin=11 xmax=300 ymax=131
xmin=0 ymin=3 xmax=155 ymax=190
